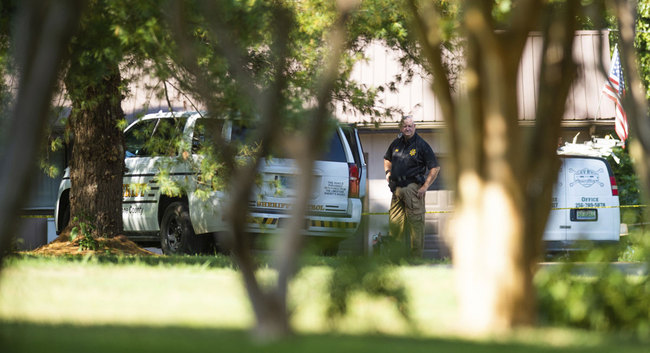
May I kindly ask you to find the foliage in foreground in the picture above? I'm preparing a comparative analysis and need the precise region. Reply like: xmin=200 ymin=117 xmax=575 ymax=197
xmin=607 ymin=147 xmax=645 ymax=228
xmin=619 ymin=230 xmax=650 ymax=263
xmin=536 ymin=246 xmax=650 ymax=337
xmin=326 ymin=255 xmax=411 ymax=326
xmin=7 ymin=245 xmax=650 ymax=338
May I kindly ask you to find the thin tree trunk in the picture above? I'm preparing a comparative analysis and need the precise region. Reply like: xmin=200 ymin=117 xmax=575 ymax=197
xmin=66 ymin=66 xmax=125 ymax=238
xmin=0 ymin=0 xmax=81 ymax=262
xmin=614 ymin=0 xmax=650 ymax=215
xmin=409 ymin=0 xmax=579 ymax=334
xmin=450 ymin=177 xmax=535 ymax=332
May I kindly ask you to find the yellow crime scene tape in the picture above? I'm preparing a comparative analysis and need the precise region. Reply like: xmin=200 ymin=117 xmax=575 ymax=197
xmin=19 ymin=214 xmax=54 ymax=219
xmin=551 ymin=205 xmax=647 ymax=210
xmin=19 ymin=205 xmax=647 ymax=218
xmin=362 ymin=204 xmax=647 ymax=216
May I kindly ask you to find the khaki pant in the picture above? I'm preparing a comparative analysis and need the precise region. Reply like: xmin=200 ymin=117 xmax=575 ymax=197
xmin=389 ymin=183 xmax=425 ymax=257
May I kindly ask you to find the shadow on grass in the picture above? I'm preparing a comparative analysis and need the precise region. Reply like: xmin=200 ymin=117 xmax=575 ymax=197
xmin=1 ymin=321 xmax=649 ymax=353
xmin=8 ymin=251 xmax=450 ymax=270
xmin=10 ymin=253 xmax=238 ymax=269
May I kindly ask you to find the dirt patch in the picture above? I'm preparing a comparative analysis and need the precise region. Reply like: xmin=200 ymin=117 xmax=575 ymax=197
xmin=26 ymin=230 xmax=158 ymax=256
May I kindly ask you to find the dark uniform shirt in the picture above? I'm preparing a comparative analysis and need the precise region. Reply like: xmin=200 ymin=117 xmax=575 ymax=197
xmin=384 ymin=132 xmax=438 ymax=187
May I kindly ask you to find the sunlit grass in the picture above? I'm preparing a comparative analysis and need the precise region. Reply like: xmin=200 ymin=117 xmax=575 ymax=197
xmin=0 ymin=255 xmax=648 ymax=353
xmin=289 ymin=265 xmax=456 ymax=335
xmin=0 ymin=256 xmax=252 ymax=329
xmin=0 ymin=256 xmax=455 ymax=336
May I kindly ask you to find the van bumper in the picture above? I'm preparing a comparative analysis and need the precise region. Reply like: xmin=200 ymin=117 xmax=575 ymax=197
xmin=544 ymin=240 xmax=620 ymax=252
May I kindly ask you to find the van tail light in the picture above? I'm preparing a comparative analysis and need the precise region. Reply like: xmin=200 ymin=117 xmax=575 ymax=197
xmin=348 ymin=163 xmax=360 ymax=198
xmin=610 ymin=176 xmax=619 ymax=196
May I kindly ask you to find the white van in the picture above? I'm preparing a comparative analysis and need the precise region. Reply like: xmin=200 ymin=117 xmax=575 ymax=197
xmin=544 ymin=155 xmax=620 ymax=251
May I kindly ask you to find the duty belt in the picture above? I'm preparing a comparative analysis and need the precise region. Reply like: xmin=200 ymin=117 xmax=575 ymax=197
xmin=391 ymin=175 xmax=419 ymax=187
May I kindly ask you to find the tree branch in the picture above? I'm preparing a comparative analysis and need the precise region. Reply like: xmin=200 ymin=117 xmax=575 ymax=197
xmin=611 ymin=0 xmax=650 ymax=214
xmin=613 ymin=0 xmax=650 ymax=148
xmin=405 ymin=0 xmax=459 ymax=180
xmin=274 ymin=0 xmax=359 ymax=305
xmin=506 ymin=0 xmax=544 ymax=60
xmin=526 ymin=0 xmax=580 ymax=261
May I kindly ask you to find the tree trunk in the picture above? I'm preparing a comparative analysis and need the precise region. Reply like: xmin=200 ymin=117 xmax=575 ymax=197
xmin=243 ymin=280 xmax=291 ymax=340
xmin=66 ymin=65 xmax=125 ymax=238
xmin=614 ymin=0 xmax=650 ymax=220
xmin=450 ymin=177 xmax=536 ymax=332
xmin=408 ymin=0 xmax=579 ymax=334
xmin=0 ymin=0 xmax=81 ymax=261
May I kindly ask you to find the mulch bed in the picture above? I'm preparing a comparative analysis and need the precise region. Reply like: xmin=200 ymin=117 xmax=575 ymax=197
xmin=26 ymin=230 xmax=158 ymax=256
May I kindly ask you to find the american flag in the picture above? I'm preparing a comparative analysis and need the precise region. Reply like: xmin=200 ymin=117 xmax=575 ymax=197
xmin=602 ymin=45 xmax=628 ymax=143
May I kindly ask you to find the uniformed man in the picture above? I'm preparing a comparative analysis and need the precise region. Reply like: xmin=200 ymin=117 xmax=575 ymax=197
xmin=383 ymin=116 xmax=440 ymax=257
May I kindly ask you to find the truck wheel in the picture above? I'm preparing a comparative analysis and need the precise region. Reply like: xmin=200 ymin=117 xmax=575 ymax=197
xmin=160 ymin=202 xmax=201 ymax=255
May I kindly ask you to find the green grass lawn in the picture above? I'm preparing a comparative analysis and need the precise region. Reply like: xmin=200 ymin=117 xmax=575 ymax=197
xmin=0 ymin=255 xmax=648 ymax=352
xmin=3 ymin=322 xmax=649 ymax=353
xmin=0 ymin=255 xmax=456 ymax=335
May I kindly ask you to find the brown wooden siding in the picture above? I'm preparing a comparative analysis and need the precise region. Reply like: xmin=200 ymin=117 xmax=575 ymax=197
xmin=339 ymin=30 xmax=616 ymax=127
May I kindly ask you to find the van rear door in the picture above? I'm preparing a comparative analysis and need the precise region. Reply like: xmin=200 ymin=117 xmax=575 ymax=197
xmin=544 ymin=160 xmax=568 ymax=243
xmin=564 ymin=156 xmax=620 ymax=242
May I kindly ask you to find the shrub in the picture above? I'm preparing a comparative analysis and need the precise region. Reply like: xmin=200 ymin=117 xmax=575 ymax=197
xmin=535 ymin=248 xmax=650 ymax=337
xmin=619 ymin=230 xmax=650 ymax=262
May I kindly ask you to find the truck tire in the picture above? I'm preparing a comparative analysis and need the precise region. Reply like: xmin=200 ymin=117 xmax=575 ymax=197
xmin=160 ymin=201 xmax=204 ymax=255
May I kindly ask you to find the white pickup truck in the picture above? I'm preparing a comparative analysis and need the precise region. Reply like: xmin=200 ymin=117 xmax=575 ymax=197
xmin=55 ymin=111 xmax=367 ymax=254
